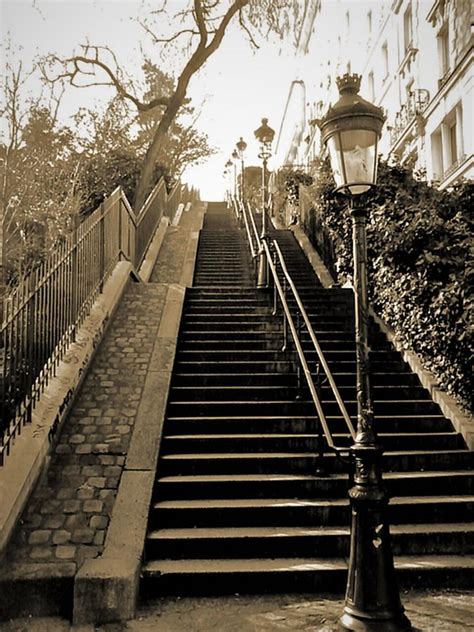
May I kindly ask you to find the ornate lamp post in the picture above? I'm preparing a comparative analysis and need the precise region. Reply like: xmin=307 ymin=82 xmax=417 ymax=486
xmin=231 ymin=149 xmax=239 ymax=201
xmin=225 ymin=159 xmax=233 ymax=204
xmin=236 ymin=137 xmax=247 ymax=204
xmin=318 ymin=74 xmax=411 ymax=632
xmin=254 ymin=117 xmax=275 ymax=288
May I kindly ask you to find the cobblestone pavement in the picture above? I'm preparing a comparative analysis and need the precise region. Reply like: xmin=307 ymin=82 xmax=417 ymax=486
xmin=1 ymin=591 xmax=473 ymax=631
xmin=150 ymin=207 xmax=200 ymax=283
xmin=3 ymin=283 xmax=168 ymax=572
xmin=2 ymin=203 xmax=203 ymax=579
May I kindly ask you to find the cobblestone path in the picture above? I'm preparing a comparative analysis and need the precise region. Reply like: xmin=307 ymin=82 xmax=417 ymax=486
xmin=4 ymin=283 xmax=168 ymax=571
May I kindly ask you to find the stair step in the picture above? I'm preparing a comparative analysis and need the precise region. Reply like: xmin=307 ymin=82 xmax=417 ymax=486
xmin=145 ymin=523 xmax=474 ymax=558
xmin=165 ymin=414 xmax=453 ymax=434
xmin=154 ymin=470 xmax=474 ymax=499
xmin=159 ymin=450 xmax=472 ymax=476
xmin=161 ymin=432 xmax=464 ymax=453
xmin=167 ymin=399 xmax=442 ymax=416
xmin=149 ymin=496 xmax=474 ymax=529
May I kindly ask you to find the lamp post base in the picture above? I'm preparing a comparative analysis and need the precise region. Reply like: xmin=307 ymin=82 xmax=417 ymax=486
xmin=257 ymin=249 xmax=268 ymax=289
xmin=340 ymin=443 xmax=411 ymax=632
xmin=340 ymin=611 xmax=412 ymax=632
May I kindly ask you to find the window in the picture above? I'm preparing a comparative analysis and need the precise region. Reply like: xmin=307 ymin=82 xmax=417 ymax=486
xmin=382 ymin=42 xmax=389 ymax=79
xmin=431 ymin=105 xmax=463 ymax=179
xmin=437 ymin=24 xmax=450 ymax=78
xmin=448 ymin=118 xmax=458 ymax=163
xmin=403 ymin=4 xmax=413 ymax=52
xmin=431 ymin=129 xmax=443 ymax=179
xmin=368 ymin=71 xmax=375 ymax=101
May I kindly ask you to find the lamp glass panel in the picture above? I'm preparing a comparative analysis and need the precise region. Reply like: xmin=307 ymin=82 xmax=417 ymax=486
xmin=327 ymin=129 xmax=377 ymax=195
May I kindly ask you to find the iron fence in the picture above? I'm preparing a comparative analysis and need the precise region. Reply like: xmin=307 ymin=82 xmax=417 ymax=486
xmin=1 ymin=178 xmax=198 ymax=465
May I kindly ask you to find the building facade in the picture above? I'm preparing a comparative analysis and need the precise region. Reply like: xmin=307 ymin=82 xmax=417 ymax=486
xmin=275 ymin=0 xmax=473 ymax=190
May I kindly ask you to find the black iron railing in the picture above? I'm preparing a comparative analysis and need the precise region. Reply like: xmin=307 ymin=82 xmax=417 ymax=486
xmin=0 ymin=179 xmax=198 ymax=464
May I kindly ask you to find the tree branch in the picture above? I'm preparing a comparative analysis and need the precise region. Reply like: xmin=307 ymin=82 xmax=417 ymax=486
xmin=42 ymin=48 xmax=170 ymax=113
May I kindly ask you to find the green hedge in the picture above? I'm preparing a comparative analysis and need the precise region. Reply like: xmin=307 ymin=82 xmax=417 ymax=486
xmin=300 ymin=159 xmax=473 ymax=413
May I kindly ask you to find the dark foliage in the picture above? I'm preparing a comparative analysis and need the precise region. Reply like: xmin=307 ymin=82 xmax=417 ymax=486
xmin=300 ymin=158 xmax=473 ymax=412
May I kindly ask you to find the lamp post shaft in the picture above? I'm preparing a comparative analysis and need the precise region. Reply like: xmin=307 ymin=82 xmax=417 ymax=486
xmin=340 ymin=202 xmax=410 ymax=632
xmin=257 ymin=156 xmax=269 ymax=288
xmin=241 ymin=158 xmax=245 ymax=204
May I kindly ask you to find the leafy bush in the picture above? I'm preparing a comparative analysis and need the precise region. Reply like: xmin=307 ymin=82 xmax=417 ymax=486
xmin=299 ymin=158 xmax=473 ymax=412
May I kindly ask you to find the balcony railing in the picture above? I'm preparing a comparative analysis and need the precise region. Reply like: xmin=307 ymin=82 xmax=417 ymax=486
xmin=388 ymin=89 xmax=430 ymax=147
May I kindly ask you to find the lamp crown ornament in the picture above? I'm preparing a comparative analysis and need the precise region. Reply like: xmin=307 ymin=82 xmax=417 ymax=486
xmin=336 ymin=73 xmax=362 ymax=93
xmin=254 ymin=117 xmax=275 ymax=145
xmin=317 ymin=73 xmax=386 ymax=196
xmin=236 ymin=137 xmax=247 ymax=155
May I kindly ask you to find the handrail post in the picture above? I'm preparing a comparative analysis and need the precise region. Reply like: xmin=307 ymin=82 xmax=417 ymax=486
xmin=281 ymin=276 xmax=288 ymax=352
xmin=315 ymin=362 xmax=326 ymax=476
xmin=99 ymin=202 xmax=105 ymax=292
xmin=295 ymin=311 xmax=302 ymax=400
xmin=257 ymin=156 xmax=269 ymax=289
xmin=272 ymin=249 xmax=278 ymax=316
xmin=71 ymin=218 xmax=79 ymax=341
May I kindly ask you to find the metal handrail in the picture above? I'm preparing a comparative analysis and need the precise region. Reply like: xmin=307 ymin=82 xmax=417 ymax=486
xmin=263 ymin=239 xmax=353 ymax=454
xmin=239 ymin=200 xmax=257 ymax=259
xmin=271 ymin=239 xmax=356 ymax=444
xmin=239 ymin=201 xmax=356 ymax=456
xmin=246 ymin=201 xmax=260 ymax=246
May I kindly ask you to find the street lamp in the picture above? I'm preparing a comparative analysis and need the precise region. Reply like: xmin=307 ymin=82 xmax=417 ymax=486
xmin=254 ymin=117 xmax=275 ymax=288
xmin=318 ymin=74 xmax=411 ymax=632
xmin=231 ymin=149 xmax=239 ymax=201
xmin=225 ymin=159 xmax=233 ymax=204
xmin=236 ymin=137 xmax=247 ymax=203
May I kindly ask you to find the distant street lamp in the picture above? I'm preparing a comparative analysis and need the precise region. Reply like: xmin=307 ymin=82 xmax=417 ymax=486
xmin=318 ymin=73 xmax=411 ymax=632
xmin=236 ymin=137 xmax=247 ymax=203
xmin=254 ymin=117 xmax=275 ymax=288
xmin=231 ymin=149 xmax=239 ymax=200
xmin=225 ymin=159 xmax=233 ymax=203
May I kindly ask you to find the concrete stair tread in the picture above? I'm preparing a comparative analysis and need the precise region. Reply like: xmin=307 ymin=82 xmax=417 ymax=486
xmin=153 ymin=495 xmax=474 ymax=510
xmin=166 ymin=414 xmax=446 ymax=421
xmin=143 ymin=555 xmax=474 ymax=575
xmin=163 ymin=432 xmax=459 ymax=440
xmin=148 ymin=523 xmax=474 ymax=540
xmin=157 ymin=469 xmax=474 ymax=484
xmin=160 ymin=449 xmax=470 ymax=459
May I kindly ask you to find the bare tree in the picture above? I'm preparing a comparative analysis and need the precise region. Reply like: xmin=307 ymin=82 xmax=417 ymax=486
xmin=41 ymin=0 xmax=299 ymax=210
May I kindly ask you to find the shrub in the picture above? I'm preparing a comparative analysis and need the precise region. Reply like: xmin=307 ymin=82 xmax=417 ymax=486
xmin=299 ymin=158 xmax=473 ymax=412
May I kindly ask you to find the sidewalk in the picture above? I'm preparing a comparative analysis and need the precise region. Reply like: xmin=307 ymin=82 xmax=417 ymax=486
xmin=0 ymin=590 xmax=472 ymax=631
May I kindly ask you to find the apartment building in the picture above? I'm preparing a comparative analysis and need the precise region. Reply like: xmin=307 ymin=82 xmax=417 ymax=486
xmin=275 ymin=0 xmax=473 ymax=189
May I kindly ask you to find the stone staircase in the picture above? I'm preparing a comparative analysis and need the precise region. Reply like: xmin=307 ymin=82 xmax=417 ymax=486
xmin=141 ymin=202 xmax=474 ymax=597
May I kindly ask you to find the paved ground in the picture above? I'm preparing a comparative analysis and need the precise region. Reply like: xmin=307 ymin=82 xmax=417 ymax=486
xmin=0 ymin=590 xmax=472 ymax=631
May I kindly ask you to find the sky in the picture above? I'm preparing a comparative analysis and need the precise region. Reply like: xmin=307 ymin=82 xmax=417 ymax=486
xmin=1 ymin=0 xmax=301 ymax=200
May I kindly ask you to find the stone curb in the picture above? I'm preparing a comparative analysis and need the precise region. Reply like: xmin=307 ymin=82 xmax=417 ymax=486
xmin=0 ymin=562 xmax=76 ymax=621
xmin=370 ymin=309 xmax=473 ymax=448
xmin=73 ymin=205 xmax=207 ymax=624
xmin=72 ymin=281 xmax=186 ymax=625
xmin=292 ymin=224 xmax=473 ymax=447
xmin=0 ymin=261 xmax=133 ymax=559
xmin=290 ymin=224 xmax=335 ymax=288
xmin=181 ymin=205 xmax=206 ymax=286
xmin=138 ymin=216 xmax=170 ymax=283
